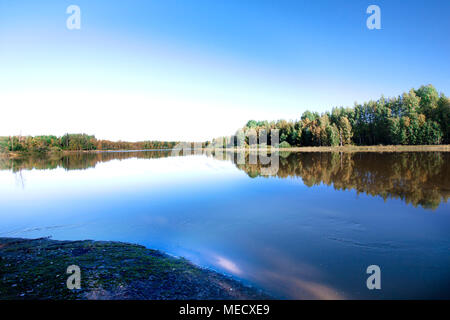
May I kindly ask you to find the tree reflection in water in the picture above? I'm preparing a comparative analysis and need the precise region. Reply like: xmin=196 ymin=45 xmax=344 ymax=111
xmin=1 ymin=150 xmax=448 ymax=209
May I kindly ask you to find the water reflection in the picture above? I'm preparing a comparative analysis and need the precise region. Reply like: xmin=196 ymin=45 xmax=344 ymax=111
xmin=0 ymin=150 xmax=174 ymax=172
xmin=228 ymin=152 xmax=450 ymax=210
xmin=1 ymin=150 xmax=449 ymax=299
xmin=2 ymin=151 xmax=448 ymax=209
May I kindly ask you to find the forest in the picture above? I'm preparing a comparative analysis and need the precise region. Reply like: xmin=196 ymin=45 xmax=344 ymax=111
xmin=213 ymin=85 xmax=449 ymax=148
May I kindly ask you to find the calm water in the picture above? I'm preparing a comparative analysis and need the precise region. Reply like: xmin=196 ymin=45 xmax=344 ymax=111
xmin=0 ymin=151 xmax=449 ymax=299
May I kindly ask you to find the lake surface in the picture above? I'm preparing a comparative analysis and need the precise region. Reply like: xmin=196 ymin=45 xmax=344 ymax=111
xmin=0 ymin=151 xmax=449 ymax=299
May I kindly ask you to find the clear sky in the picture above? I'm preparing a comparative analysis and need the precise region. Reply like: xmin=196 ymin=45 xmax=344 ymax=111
xmin=1 ymin=0 xmax=449 ymax=141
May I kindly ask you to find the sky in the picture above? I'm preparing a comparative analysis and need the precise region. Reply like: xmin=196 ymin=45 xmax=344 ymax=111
xmin=0 ymin=0 xmax=449 ymax=141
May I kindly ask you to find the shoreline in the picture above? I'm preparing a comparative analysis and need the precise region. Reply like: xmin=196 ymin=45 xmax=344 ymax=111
xmin=0 ymin=237 xmax=270 ymax=300
xmin=1 ymin=144 xmax=450 ymax=158
xmin=0 ymin=149 xmax=174 ymax=159
xmin=267 ymin=145 xmax=450 ymax=152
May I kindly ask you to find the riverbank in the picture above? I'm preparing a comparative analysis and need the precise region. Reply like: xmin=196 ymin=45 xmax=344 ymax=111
xmin=207 ymin=145 xmax=450 ymax=153
xmin=0 ymin=237 xmax=270 ymax=300
xmin=2 ymin=144 xmax=449 ymax=158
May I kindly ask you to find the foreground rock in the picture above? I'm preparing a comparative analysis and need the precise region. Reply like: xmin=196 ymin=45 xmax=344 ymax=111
xmin=0 ymin=237 xmax=270 ymax=300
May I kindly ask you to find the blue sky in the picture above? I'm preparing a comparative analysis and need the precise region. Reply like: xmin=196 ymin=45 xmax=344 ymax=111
xmin=0 ymin=0 xmax=449 ymax=141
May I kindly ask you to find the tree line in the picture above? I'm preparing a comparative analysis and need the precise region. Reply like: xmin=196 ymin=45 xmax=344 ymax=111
xmin=1 ymin=85 xmax=448 ymax=153
xmin=0 ymin=134 xmax=180 ymax=153
xmin=217 ymin=85 xmax=449 ymax=148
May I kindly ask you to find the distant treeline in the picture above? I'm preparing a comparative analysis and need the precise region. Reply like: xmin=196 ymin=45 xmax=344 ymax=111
xmin=0 ymin=134 xmax=182 ymax=153
xmin=211 ymin=85 xmax=449 ymax=148
xmin=2 ymin=85 xmax=449 ymax=153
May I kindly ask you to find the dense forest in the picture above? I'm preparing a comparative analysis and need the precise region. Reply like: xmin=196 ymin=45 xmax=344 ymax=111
xmin=213 ymin=85 xmax=449 ymax=148
xmin=0 ymin=134 xmax=181 ymax=153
